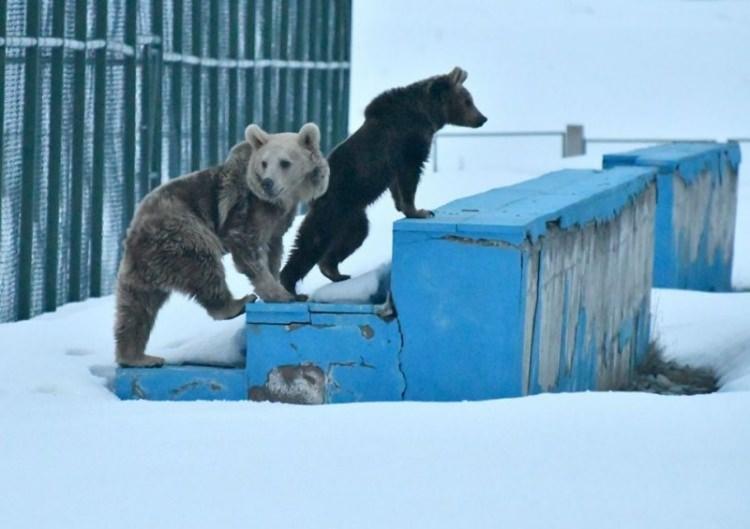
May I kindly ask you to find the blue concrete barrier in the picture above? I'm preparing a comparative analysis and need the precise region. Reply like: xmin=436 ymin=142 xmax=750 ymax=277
xmin=114 ymin=366 xmax=246 ymax=401
xmin=391 ymin=166 xmax=656 ymax=400
xmin=245 ymin=303 xmax=404 ymax=404
xmin=603 ymin=142 xmax=741 ymax=291
xmin=115 ymin=163 xmax=660 ymax=402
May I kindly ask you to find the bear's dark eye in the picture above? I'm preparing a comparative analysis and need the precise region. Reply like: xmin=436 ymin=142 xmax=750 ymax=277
xmin=464 ymin=98 xmax=472 ymax=106
xmin=279 ymin=159 xmax=292 ymax=169
xmin=261 ymin=160 xmax=268 ymax=169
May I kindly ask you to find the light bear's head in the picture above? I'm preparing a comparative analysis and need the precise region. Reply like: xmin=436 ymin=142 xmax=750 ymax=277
xmin=244 ymin=123 xmax=329 ymax=208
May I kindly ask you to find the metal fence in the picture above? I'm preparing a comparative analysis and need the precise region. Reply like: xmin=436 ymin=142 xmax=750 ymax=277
xmin=0 ymin=0 xmax=352 ymax=322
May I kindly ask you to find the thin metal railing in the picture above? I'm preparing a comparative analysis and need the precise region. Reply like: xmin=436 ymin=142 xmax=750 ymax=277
xmin=431 ymin=127 xmax=748 ymax=172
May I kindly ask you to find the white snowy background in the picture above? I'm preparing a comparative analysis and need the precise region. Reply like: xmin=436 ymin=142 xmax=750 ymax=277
xmin=1 ymin=1 xmax=749 ymax=528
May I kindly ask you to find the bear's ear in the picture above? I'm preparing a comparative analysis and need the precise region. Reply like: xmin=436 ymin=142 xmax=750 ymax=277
xmin=245 ymin=124 xmax=269 ymax=150
xmin=447 ymin=66 xmax=468 ymax=86
xmin=298 ymin=122 xmax=321 ymax=152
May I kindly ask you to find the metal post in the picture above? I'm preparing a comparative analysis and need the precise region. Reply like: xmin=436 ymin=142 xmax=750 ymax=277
xmin=150 ymin=0 xmax=164 ymax=187
xmin=18 ymin=0 xmax=41 ymax=319
xmin=190 ymin=0 xmax=202 ymax=169
xmin=208 ymin=0 xmax=219 ymax=163
xmin=244 ymin=0 xmax=257 ymax=127
xmin=307 ymin=0 xmax=322 ymax=143
xmin=278 ymin=0 xmax=290 ymax=131
xmin=45 ymin=0 xmax=67 ymax=311
xmin=69 ymin=0 xmax=88 ymax=302
xmin=169 ymin=0 xmax=183 ymax=177
xmin=297 ymin=0 xmax=310 ymax=125
xmin=564 ymin=124 xmax=585 ymax=157
xmin=333 ymin=0 xmax=350 ymax=148
xmin=261 ymin=0 xmax=274 ymax=131
xmin=90 ymin=0 xmax=108 ymax=297
xmin=228 ymin=0 xmax=239 ymax=143
xmin=123 ymin=0 xmax=137 ymax=224
xmin=321 ymin=0 xmax=332 ymax=151
xmin=0 ymin=0 xmax=5 ymax=279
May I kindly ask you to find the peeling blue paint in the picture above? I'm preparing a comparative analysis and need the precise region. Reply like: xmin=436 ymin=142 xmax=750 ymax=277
xmin=114 ymin=366 xmax=246 ymax=401
xmin=245 ymin=303 xmax=405 ymax=404
xmin=393 ymin=167 xmax=656 ymax=400
xmin=603 ymin=142 xmax=741 ymax=291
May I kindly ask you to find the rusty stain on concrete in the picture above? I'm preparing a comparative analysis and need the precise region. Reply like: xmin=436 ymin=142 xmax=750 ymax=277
xmin=249 ymin=364 xmax=326 ymax=404
xmin=359 ymin=324 xmax=374 ymax=339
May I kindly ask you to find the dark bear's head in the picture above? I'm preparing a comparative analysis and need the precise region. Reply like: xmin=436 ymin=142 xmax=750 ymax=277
xmin=430 ymin=66 xmax=487 ymax=128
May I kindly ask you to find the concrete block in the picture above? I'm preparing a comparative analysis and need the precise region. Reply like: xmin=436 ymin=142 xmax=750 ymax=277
xmin=114 ymin=366 xmax=246 ymax=401
xmin=245 ymin=303 xmax=405 ymax=404
xmin=603 ymin=142 xmax=741 ymax=291
xmin=392 ymin=166 xmax=657 ymax=400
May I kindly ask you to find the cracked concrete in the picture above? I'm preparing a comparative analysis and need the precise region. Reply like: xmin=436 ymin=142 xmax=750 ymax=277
xmin=442 ymin=235 xmax=520 ymax=249
xmin=169 ymin=380 xmax=224 ymax=398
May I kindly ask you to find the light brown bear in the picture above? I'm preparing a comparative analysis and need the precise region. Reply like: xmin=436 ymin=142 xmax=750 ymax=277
xmin=114 ymin=123 xmax=329 ymax=367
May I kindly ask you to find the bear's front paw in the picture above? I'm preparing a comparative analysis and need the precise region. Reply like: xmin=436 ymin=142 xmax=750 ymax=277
xmin=243 ymin=294 xmax=258 ymax=304
xmin=404 ymin=208 xmax=434 ymax=219
xmin=261 ymin=289 xmax=296 ymax=303
xmin=117 ymin=354 xmax=165 ymax=368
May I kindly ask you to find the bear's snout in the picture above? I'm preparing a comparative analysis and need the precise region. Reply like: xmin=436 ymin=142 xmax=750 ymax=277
xmin=260 ymin=178 xmax=276 ymax=196
xmin=473 ymin=113 xmax=488 ymax=128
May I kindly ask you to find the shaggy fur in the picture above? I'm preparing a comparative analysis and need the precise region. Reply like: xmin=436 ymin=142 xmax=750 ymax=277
xmin=280 ymin=67 xmax=487 ymax=293
xmin=114 ymin=123 xmax=329 ymax=367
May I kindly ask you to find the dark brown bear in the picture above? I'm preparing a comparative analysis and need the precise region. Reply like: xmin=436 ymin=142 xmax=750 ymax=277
xmin=281 ymin=67 xmax=487 ymax=293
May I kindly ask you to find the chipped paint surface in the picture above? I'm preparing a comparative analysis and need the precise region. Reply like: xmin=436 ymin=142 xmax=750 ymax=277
xmin=669 ymin=164 xmax=738 ymax=289
xmin=245 ymin=307 xmax=405 ymax=404
xmin=521 ymin=248 xmax=540 ymax=396
xmin=525 ymin=185 xmax=656 ymax=393
xmin=393 ymin=166 xmax=657 ymax=401
xmin=359 ymin=324 xmax=375 ymax=339
xmin=603 ymin=142 xmax=741 ymax=291
xmin=114 ymin=366 xmax=247 ymax=401
xmin=249 ymin=364 xmax=326 ymax=404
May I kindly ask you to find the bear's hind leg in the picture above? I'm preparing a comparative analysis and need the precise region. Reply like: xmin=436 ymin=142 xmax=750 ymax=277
xmin=318 ymin=209 xmax=369 ymax=282
xmin=281 ymin=206 xmax=336 ymax=293
xmin=115 ymin=283 xmax=169 ymax=367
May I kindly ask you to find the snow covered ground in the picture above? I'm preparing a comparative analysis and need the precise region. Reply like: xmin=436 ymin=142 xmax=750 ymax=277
xmin=2 ymin=1 xmax=750 ymax=528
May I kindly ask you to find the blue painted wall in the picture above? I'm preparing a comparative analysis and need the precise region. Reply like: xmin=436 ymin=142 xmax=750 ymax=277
xmin=114 ymin=366 xmax=247 ymax=401
xmin=392 ymin=166 xmax=657 ymax=400
xmin=603 ymin=142 xmax=741 ymax=291
xmin=245 ymin=303 xmax=404 ymax=404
